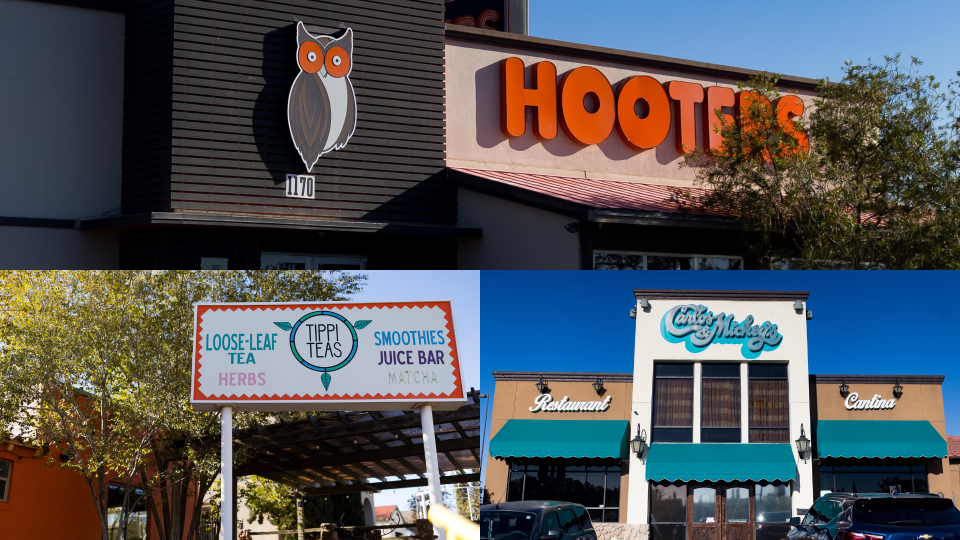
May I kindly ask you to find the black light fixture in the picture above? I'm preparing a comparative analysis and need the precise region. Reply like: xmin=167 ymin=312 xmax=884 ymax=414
xmin=893 ymin=378 xmax=903 ymax=399
xmin=839 ymin=378 xmax=849 ymax=397
xmin=630 ymin=425 xmax=647 ymax=458
xmin=536 ymin=375 xmax=547 ymax=394
xmin=795 ymin=424 xmax=810 ymax=460
xmin=593 ymin=376 xmax=604 ymax=395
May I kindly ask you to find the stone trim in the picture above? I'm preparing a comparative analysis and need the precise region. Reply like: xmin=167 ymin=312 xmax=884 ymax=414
xmin=493 ymin=371 xmax=634 ymax=383
xmin=634 ymin=290 xmax=810 ymax=301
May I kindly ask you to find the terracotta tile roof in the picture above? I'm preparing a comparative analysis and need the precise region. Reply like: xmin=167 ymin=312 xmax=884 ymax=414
xmin=375 ymin=505 xmax=398 ymax=521
xmin=449 ymin=167 xmax=730 ymax=217
xmin=947 ymin=435 xmax=960 ymax=457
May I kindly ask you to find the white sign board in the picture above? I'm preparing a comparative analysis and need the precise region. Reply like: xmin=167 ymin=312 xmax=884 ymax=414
xmin=190 ymin=301 xmax=465 ymax=411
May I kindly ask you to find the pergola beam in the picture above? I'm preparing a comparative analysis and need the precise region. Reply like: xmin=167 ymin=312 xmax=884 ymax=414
xmin=301 ymin=473 xmax=481 ymax=496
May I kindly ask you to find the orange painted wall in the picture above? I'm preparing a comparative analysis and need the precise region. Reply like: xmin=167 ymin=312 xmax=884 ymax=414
xmin=0 ymin=442 xmax=203 ymax=540
xmin=0 ymin=443 xmax=104 ymax=539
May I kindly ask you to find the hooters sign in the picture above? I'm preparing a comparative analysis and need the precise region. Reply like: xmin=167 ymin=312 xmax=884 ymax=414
xmin=499 ymin=57 xmax=809 ymax=154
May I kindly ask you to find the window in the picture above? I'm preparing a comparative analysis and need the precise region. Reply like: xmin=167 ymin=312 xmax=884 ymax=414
xmin=594 ymin=251 xmax=742 ymax=270
xmin=748 ymin=364 xmax=789 ymax=443
xmin=756 ymin=484 xmax=792 ymax=540
xmin=0 ymin=458 xmax=10 ymax=502
xmin=107 ymin=484 xmax=147 ymax=540
xmin=701 ymin=363 xmax=741 ymax=443
xmin=652 ymin=364 xmax=693 ymax=442
xmin=649 ymin=483 xmax=686 ymax=540
xmin=507 ymin=461 xmax=621 ymax=523
xmin=819 ymin=460 xmax=928 ymax=494
xmin=261 ymin=252 xmax=367 ymax=270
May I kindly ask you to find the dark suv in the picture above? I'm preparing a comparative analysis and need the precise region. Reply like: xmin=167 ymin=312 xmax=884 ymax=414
xmin=788 ymin=493 xmax=960 ymax=540
xmin=480 ymin=501 xmax=599 ymax=540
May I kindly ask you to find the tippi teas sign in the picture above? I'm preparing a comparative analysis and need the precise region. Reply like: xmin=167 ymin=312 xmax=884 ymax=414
xmin=661 ymin=304 xmax=783 ymax=359
xmin=190 ymin=301 xmax=465 ymax=411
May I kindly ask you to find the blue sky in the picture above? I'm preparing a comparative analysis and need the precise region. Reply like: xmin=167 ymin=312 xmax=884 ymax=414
xmin=347 ymin=270 xmax=480 ymax=510
xmin=480 ymin=271 xmax=960 ymax=473
xmin=530 ymin=0 xmax=960 ymax=89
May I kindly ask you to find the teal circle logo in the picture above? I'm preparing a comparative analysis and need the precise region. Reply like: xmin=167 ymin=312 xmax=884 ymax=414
xmin=289 ymin=311 xmax=358 ymax=373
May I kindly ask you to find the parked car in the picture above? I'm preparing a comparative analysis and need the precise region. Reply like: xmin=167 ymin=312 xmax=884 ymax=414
xmin=788 ymin=493 xmax=960 ymax=540
xmin=480 ymin=501 xmax=599 ymax=540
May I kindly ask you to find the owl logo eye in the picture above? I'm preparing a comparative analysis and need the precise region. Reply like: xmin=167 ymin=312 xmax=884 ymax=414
xmin=297 ymin=41 xmax=323 ymax=74
xmin=325 ymin=46 xmax=350 ymax=77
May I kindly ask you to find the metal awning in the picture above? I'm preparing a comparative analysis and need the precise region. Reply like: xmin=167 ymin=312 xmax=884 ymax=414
xmin=646 ymin=443 xmax=796 ymax=482
xmin=816 ymin=420 xmax=948 ymax=459
xmin=488 ymin=419 xmax=629 ymax=460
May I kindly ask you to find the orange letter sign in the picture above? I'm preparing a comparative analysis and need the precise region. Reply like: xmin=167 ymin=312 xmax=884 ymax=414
xmin=615 ymin=76 xmax=671 ymax=150
xmin=558 ymin=66 xmax=616 ymax=145
xmin=667 ymin=81 xmax=704 ymax=154
xmin=500 ymin=57 xmax=558 ymax=139
xmin=775 ymin=95 xmax=810 ymax=155
xmin=703 ymin=86 xmax=735 ymax=154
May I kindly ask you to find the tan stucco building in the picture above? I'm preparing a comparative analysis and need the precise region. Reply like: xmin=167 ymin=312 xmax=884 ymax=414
xmin=483 ymin=289 xmax=953 ymax=540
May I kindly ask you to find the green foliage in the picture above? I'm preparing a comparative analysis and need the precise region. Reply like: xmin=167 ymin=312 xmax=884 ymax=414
xmin=240 ymin=476 xmax=298 ymax=531
xmin=683 ymin=55 xmax=960 ymax=269
xmin=0 ymin=270 xmax=367 ymax=540
xmin=304 ymin=492 xmax=366 ymax=527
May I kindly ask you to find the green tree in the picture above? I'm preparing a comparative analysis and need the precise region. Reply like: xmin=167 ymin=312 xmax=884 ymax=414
xmin=0 ymin=270 xmax=366 ymax=540
xmin=682 ymin=55 xmax=960 ymax=269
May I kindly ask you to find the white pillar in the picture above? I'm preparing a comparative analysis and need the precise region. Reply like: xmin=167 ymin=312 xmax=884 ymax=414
xmin=221 ymin=405 xmax=233 ymax=540
xmin=421 ymin=405 xmax=446 ymax=540
xmin=741 ymin=363 xmax=750 ymax=443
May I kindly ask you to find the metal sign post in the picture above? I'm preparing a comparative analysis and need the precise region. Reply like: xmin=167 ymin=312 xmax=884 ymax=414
xmin=220 ymin=405 xmax=233 ymax=540
xmin=420 ymin=404 xmax=446 ymax=540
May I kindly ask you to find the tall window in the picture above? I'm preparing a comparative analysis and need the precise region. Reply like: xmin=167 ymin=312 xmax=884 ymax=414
xmin=0 ymin=458 xmax=10 ymax=502
xmin=107 ymin=484 xmax=147 ymax=540
xmin=755 ymin=483 xmax=792 ymax=540
xmin=508 ymin=460 xmax=621 ymax=522
xmin=652 ymin=364 xmax=693 ymax=443
xmin=701 ymin=363 xmax=741 ymax=443
xmin=748 ymin=364 xmax=789 ymax=443
xmin=649 ymin=483 xmax=687 ymax=540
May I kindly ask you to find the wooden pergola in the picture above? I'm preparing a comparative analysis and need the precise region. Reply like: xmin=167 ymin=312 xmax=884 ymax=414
xmin=231 ymin=388 xmax=482 ymax=496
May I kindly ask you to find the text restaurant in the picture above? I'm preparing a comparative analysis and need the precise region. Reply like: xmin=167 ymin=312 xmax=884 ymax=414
xmin=484 ymin=290 xmax=952 ymax=540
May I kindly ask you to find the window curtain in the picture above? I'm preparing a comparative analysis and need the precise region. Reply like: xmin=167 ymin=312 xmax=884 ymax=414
xmin=702 ymin=379 xmax=740 ymax=427
xmin=749 ymin=379 xmax=789 ymax=442
xmin=654 ymin=379 xmax=693 ymax=427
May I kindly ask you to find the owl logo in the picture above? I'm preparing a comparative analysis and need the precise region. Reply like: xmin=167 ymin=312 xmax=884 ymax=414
xmin=287 ymin=21 xmax=357 ymax=173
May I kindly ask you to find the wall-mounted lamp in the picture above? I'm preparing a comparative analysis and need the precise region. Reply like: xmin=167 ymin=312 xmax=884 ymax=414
xmin=59 ymin=451 xmax=74 ymax=462
xmin=795 ymin=424 xmax=810 ymax=461
xmin=593 ymin=376 xmax=604 ymax=395
xmin=639 ymin=298 xmax=650 ymax=309
xmin=839 ymin=378 xmax=849 ymax=397
xmin=630 ymin=426 xmax=647 ymax=458
xmin=630 ymin=308 xmax=637 ymax=319
xmin=793 ymin=300 xmax=803 ymax=311
xmin=893 ymin=379 xmax=903 ymax=399
xmin=536 ymin=375 xmax=547 ymax=395
xmin=564 ymin=221 xmax=579 ymax=234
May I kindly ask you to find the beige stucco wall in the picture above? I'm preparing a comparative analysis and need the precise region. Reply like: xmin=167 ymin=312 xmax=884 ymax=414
xmin=812 ymin=382 xmax=950 ymax=497
xmin=456 ymin=188 xmax=580 ymax=269
xmin=445 ymin=39 xmax=816 ymax=185
xmin=486 ymin=377 xmax=634 ymax=521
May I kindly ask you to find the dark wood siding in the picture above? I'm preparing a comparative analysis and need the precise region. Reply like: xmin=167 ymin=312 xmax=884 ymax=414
xmin=122 ymin=0 xmax=452 ymax=225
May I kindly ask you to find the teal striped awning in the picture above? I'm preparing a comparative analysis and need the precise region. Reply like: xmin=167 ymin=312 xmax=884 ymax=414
xmin=646 ymin=443 xmax=797 ymax=482
xmin=489 ymin=420 xmax=629 ymax=460
xmin=816 ymin=420 xmax=948 ymax=459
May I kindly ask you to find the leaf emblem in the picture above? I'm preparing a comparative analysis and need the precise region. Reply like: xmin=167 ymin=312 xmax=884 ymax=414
xmin=274 ymin=322 xmax=292 ymax=331
xmin=321 ymin=372 xmax=332 ymax=391
xmin=354 ymin=320 xmax=372 ymax=330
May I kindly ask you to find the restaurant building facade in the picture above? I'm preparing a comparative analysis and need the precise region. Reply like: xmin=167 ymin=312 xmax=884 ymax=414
xmin=1 ymin=0 xmax=816 ymax=270
xmin=485 ymin=290 xmax=952 ymax=540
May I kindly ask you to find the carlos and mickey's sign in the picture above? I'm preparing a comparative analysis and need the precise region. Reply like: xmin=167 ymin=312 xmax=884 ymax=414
xmin=190 ymin=301 xmax=464 ymax=411
xmin=661 ymin=304 xmax=783 ymax=359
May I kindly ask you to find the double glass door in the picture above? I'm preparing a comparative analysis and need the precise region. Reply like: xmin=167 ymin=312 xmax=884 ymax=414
xmin=690 ymin=483 xmax=753 ymax=540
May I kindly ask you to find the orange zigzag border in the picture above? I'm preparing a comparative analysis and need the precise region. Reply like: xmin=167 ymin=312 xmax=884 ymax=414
xmin=192 ymin=302 xmax=463 ymax=402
